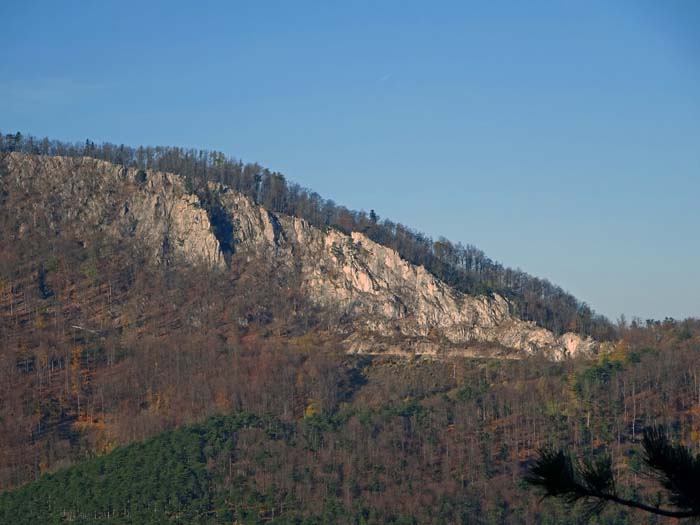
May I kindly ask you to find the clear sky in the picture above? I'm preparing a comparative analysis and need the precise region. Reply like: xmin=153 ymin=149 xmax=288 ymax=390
xmin=2 ymin=1 xmax=699 ymax=321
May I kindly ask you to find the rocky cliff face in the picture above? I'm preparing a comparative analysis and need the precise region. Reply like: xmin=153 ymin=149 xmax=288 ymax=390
xmin=4 ymin=154 xmax=223 ymax=268
xmin=3 ymin=154 xmax=595 ymax=358
xmin=214 ymin=184 xmax=594 ymax=357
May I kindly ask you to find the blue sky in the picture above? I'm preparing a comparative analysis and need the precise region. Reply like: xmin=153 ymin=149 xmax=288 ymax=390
xmin=2 ymin=1 xmax=699 ymax=321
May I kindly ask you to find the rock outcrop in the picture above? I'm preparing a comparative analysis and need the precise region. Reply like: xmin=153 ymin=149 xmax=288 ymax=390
xmin=215 ymin=186 xmax=594 ymax=357
xmin=5 ymin=154 xmax=223 ymax=268
xmin=3 ymin=153 xmax=595 ymax=359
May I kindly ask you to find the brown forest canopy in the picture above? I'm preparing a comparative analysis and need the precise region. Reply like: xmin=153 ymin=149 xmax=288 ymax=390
xmin=0 ymin=130 xmax=615 ymax=340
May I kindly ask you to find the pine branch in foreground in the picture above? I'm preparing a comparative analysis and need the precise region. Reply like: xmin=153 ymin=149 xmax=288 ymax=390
xmin=526 ymin=427 xmax=700 ymax=519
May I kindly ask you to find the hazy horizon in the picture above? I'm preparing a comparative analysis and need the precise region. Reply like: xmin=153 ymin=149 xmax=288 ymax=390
xmin=2 ymin=0 xmax=698 ymax=321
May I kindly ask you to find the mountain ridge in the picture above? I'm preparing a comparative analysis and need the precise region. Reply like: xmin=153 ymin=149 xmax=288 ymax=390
xmin=4 ymin=152 xmax=594 ymax=358
xmin=0 ymin=131 xmax=616 ymax=342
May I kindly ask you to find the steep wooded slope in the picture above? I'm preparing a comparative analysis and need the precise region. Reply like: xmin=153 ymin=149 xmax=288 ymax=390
xmin=2 ymin=319 xmax=700 ymax=524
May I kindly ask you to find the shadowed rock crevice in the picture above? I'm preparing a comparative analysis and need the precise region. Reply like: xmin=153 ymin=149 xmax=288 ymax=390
xmin=195 ymin=187 xmax=236 ymax=263
xmin=205 ymin=200 xmax=235 ymax=261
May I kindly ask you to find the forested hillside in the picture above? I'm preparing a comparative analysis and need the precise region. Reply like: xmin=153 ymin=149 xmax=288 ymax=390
xmin=1 ymin=132 xmax=696 ymax=525
xmin=0 ymin=131 xmax=614 ymax=340
xmin=1 ymin=320 xmax=699 ymax=524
